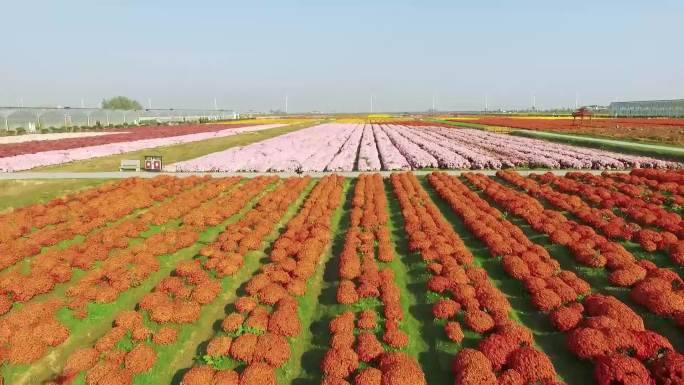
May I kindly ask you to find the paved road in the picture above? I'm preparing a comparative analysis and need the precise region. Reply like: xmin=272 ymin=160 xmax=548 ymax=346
xmin=0 ymin=169 xmax=629 ymax=180
xmin=514 ymin=129 xmax=684 ymax=154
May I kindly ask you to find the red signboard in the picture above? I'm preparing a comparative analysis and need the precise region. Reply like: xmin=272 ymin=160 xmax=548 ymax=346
xmin=144 ymin=155 xmax=163 ymax=172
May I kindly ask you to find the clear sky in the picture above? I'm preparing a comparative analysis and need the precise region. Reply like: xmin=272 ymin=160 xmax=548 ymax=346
xmin=1 ymin=0 xmax=683 ymax=113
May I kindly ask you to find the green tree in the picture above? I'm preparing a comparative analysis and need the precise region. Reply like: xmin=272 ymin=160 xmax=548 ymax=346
xmin=101 ymin=96 xmax=143 ymax=110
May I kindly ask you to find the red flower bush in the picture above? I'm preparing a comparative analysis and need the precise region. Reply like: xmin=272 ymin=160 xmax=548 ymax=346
xmin=357 ymin=310 xmax=377 ymax=330
xmin=567 ymin=327 xmax=612 ymax=360
xmin=337 ymin=280 xmax=359 ymax=305
xmin=650 ymin=351 xmax=684 ymax=385
xmin=253 ymin=333 xmax=290 ymax=368
xmin=206 ymin=336 xmax=233 ymax=357
xmin=502 ymin=255 xmax=531 ymax=280
xmin=433 ymin=298 xmax=460 ymax=319
xmin=152 ymin=327 xmax=178 ymax=345
xmin=124 ymin=344 xmax=156 ymax=374
xmin=633 ymin=330 xmax=673 ymax=361
xmin=230 ymin=333 xmax=258 ymax=363
xmin=330 ymin=311 xmax=355 ymax=334
xmin=497 ymin=369 xmax=525 ymax=385
xmin=478 ymin=333 xmax=519 ymax=371
xmin=239 ymin=362 xmax=276 ymax=385
xmin=670 ymin=241 xmax=684 ymax=265
xmin=497 ymin=322 xmax=534 ymax=346
xmin=383 ymin=321 xmax=409 ymax=349
xmin=550 ymin=304 xmax=583 ymax=331
xmin=267 ymin=300 xmax=300 ymax=337
xmin=452 ymin=348 xmax=496 ymax=385
xmin=356 ymin=332 xmax=384 ymax=362
xmin=321 ymin=348 xmax=359 ymax=379
xmin=594 ymin=354 xmax=654 ymax=385
xmin=463 ymin=310 xmax=495 ymax=333
xmin=213 ymin=370 xmax=239 ymax=385
xmin=221 ymin=313 xmax=244 ymax=333
xmin=245 ymin=306 xmax=270 ymax=332
xmin=331 ymin=332 xmax=356 ymax=350
xmin=322 ymin=377 xmax=352 ymax=385
xmin=182 ymin=366 xmax=217 ymax=385
xmin=63 ymin=347 xmax=100 ymax=375
xmin=354 ymin=367 xmax=382 ymax=385
xmin=234 ymin=296 xmax=258 ymax=313
xmin=583 ymin=294 xmax=644 ymax=331
xmin=444 ymin=321 xmax=464 ymax=343
xmin=378 ymin=352 xmax=427 ymax=385
xmin=507 ymin=347 xmax=557 ymax=383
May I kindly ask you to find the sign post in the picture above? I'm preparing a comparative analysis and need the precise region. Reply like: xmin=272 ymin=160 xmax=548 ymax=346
xmin=144 ymin=155 xmax=163 ymax=172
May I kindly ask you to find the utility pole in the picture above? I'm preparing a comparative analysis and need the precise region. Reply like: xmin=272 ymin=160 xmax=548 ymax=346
xmin=81 ymin=98 xmax=85 ymax=108
xmin=484 ymin=94 xmax=488 ymax=112
xmin=432 ymin=95 xmax=436 ymax=112
xmin=575 ymin=92 xmax=579 ymax=109
xmin=19 ymin=97 xmax=24 ymax=108
xmin=370 ymin=95 xmax=374 ymax=113
xmin=285 ymin=95 xmax=288 ymax=114
xmin=532 ymin=94 xmax=536 ymax=110
xmin=213 ymin=98 xmax=218 ymax=111
xmin=148 ymin=98 xmax=152 ymax=109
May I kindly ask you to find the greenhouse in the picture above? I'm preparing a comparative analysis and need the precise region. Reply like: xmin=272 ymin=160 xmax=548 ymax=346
xmin=608 ymin=99 xmax=684 ymax=117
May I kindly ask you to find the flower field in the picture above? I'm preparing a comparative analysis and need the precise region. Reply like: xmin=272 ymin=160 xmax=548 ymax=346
xmin=0 ymin=123 xmax=286 ymax=171
xmin=445 ymin=116 xmax=684 ymax=146
xmin=167 ymin=123 xmax=674 ymax=172
xmin=2 ymin=169 xmax=684 ymax=385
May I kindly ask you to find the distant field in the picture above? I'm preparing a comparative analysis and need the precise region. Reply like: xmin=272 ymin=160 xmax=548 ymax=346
xmin=0 ymin=116 xmax=679 ymax=174
xmin=29 ymin=121 xmax=319 ymax=172
xmin=511 ymin=129 xmax=684 ymax=162
xmin=444 ymin=116 xmax=684 ymax=146
xmin=167 ymin=121 xmax=673 ymax=172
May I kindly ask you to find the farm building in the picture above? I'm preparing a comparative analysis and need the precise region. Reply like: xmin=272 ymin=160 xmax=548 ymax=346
xmin=608 ymin=99 xmax=684 ymax=117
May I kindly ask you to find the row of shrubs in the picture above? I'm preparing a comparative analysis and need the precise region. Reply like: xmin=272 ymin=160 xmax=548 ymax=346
xmin=0 ymin=121 xmax=174 ymax=136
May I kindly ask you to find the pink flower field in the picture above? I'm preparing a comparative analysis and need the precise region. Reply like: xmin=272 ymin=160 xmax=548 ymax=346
xmin=0 ymin=123 xmax=285 ymax=171
xmin=166 ymin=123 xmax=675 ymax=172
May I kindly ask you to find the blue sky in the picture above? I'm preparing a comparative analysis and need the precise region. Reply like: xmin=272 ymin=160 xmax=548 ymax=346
xmin=1 ymin=0 xmax=683 ymax=112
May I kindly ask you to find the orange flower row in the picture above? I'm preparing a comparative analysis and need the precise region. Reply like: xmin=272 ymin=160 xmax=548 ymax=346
xmin=394 ymin=172 xmax=555 ymax=385
xmin=338 ymin=173 xmax=393 ymax=304
xmin=8 ymin=177 xmax=272 ymax=374
xmin=526 ymin=171 xmax=684 ymax=264
xmin=430 ymin=172 xmax=681 ymax=384
xmin=0 ymin=177 xmax=239 ymax=315
xmin=474 ymin=172 xmax=684 ymax=323
xmin=0 ymin=178 xmax=136 ymax=242
xmin=630 ymin=168 xmax=684 ymax=186
xmin=603 ymin=170 xmax=684 ymax=198
xmin=0 ymin=176 xmax=203 ymax=271
xmin=323 ymin=311 xmax=426 ymax=385
xmin=183 ymin=175 xmax=344 ymax=385
xmin=48 ymin=176 xmax=296 ymax=385
xmin=321 ymin=173 xmax=417 ymax=385
xmin=201 ymin=177 xmax=311 ymax=277
xmin=66 ymin=177 xmax=274 ymax=316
